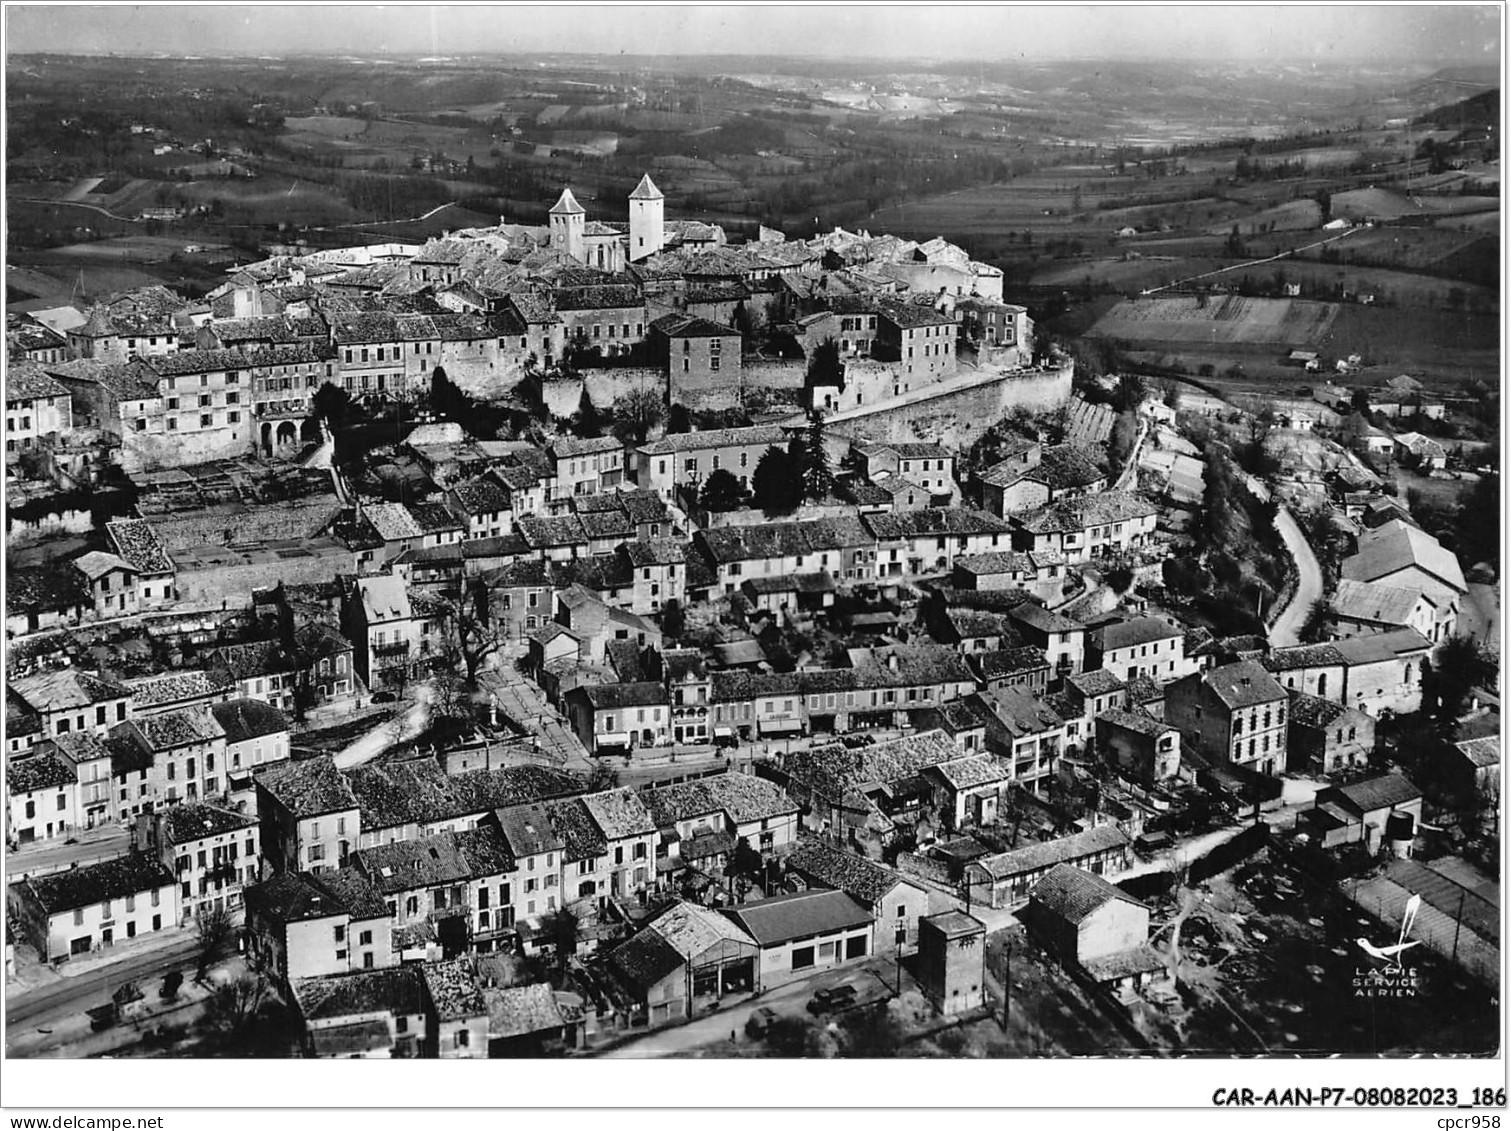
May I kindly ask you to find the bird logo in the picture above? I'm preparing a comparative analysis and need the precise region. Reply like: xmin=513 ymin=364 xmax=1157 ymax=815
xmin=1356 ymin=893 xmax=1422 ymax=968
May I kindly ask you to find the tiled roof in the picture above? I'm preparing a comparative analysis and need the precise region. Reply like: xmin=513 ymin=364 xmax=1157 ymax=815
xmin=973 ymin=685 xmax=1067 ymax=738
xmin=1202 ymin=660 xmax=1287 ymax=710
xmin=18 ymin=853 xmax=173 ymax=914
xmin=207 ymin=698 xmax=290 ymax=745
xmin=649 ymin=312 xmax=736 ymax=338
xmin=485 ymin=982 xmax=565 ymax=1039
xmin=347 ymin=758 xmax=473 ymax=831
xmin=1068 ymin=669 xmax=1126 ymax=699
xmin=256 ymin=755 xmax=358 ymax=818
xmin=518 ymin=514 xmax=588 ymax=548
xmin=928 ymin=753 xmax=1013 ymax=790
xmin=146 ymin=348 xmax=248 ymax=377
xmin=1330 ymin=578 xmax=1433 ymax=625
xmin=575 ymin=681 xmax=667 ymax=711
xmin=1286 ymin=692 xmax=1355 ymax=730
xmin=784 ymin=729 xmax=958 ymax=801
xmin=1093 ymin=616 xmax=1183 ymax=651
xmin=542 ymin=796 xmax=608 ymax=862
xmin=552 ymin=434 xmax=622 ymax=458
xmin=638 ymin=424 xmax=788 ymax=456
xmin=1096 ymin=707 xmax=1174 ymax=739
xmin=4 ymin=363 xmax=70 ymax=403
xmin=125 ymin=670 xmax=233 ymax=707
xmin=362 ymin=502 xmax=425 ymax=542
xmin=646 ymin=900 xmax=755 ymax=959
xmin=72 ymin=550 xmax=136 ymax=581
xmin=161 ymin=802 xmax=256 ymax=845
xmin=621 ymin=539 xmax=686 ymax=567
xmin=553 ymin=284 xmax=644 ymax=312
xmin=11 ymin=668 xmax=129 ymax=712
xmin=1262 ymin=642 xmax=1346 ymax=672
xmin=449 ymin=762 xmax=569 ymax=828
xmin=130 ymin=706 xmax=225 ymax=750
xmin=608 ymin=926 xmax=684 ymax=989
xmin=448 ymin=476 xmax=512 ymax=515
xmin=1332 ymin=628 xmax=1431 ymax=666
xmin=7 ymin=752 xmax=76 ymax=794
xmin=493 ymin=801 xmax=567 ymax=857
xmin=292 ymin=967 xmax=426 ymax=1023
xmin=581 ymin=787 xmax=656 ymax=840
xmin=1333 ymin=773 xmax=1422 ymax=814
xmin=721 ymin=889 xmax=873 ymax=946
xmin=244 ymin=871 xmax=343 ymax=925
xmin=1030 ymin=863 xmax=1145 ymax=924
xmin=106 ymin=519 xmax=174 ymax=574
xmin=846 ymin=644 xmax=974 ymax=689
xmin=1014 ymin=491 xmax=1157 ymax=535
xmin=1341 ymin=519 xmax=1466 ymax=593
xmin=954 ymin=551 xmax=1036 ymax=577
xmin=640 ymin=772 xmax=797 ymax=828
xmin=863 ymin=508 xmax=1011 ymax=540
xmin=974 ymin=825 xmax=1131 ymax=881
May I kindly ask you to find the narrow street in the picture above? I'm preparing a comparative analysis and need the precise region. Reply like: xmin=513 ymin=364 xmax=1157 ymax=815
xmin=1267 ymin=502 xmax=1324 ymax=647
xmin=1243 ymin=472 xmax=1324 ymax=648
xmin=7 ymin=823 xmax=132 ymax=880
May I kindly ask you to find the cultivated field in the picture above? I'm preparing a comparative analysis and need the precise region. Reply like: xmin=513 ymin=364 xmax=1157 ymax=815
xmin=1089 ymin=295 xmax=1340 ymax=347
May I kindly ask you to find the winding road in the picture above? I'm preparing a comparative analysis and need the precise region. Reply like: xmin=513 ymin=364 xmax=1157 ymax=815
xmin=1241 ymin=473 xmax=1324 ymax=648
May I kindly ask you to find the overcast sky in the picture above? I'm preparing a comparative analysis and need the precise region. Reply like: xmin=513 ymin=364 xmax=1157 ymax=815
xmin=4 ymin=4 xmax=1500 ymax=62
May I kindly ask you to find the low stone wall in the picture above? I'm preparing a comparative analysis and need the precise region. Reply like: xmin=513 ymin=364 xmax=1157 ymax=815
xmin=818 ymin=362 xmax=1074 ymax=450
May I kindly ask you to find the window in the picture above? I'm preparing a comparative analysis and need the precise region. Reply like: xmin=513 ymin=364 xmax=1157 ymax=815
xmin=455 ymin=1029 xmax=470 ymax=1049
xmin=791 ymin=946 xmax=815 ymax=970
xmin=25 ymin=800 xmax=35 ymax=819
xmin=74 ymin=907 xmax=84 ymax=926
xmin=845 ymin=935 xmax=868 ymax=959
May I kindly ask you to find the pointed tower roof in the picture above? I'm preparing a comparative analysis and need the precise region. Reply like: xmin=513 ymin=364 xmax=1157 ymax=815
xmin=549 ymin=187 xmax=585 ymax=216
xmin=628 ymin=174 xmax=664 ymax=202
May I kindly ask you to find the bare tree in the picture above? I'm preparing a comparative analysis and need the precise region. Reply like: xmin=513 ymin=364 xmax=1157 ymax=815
xmin=438 ymin=585 xmax=502 ymax=689
xmin=195 ymin=903 xmax=237 ymax=980
xmin=611 ymin=387 xmax=666 ymax=445
xmin=205 ymin=971 xmax=271 ymax=1035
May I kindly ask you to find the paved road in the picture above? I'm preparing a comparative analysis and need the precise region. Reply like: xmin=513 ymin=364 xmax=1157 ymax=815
xmin=6 ymin=935 xmax=201 ymax=1031
xmin=332 ymin=682 xmax=432 ymax=770
xmin=1267 ymin=503 xmax=1324 ymax=647
xmin=1243 ymin=473 xmax=1323 ymax=648
xmin=477 ymin=669 xmax=591 ymax=772
xmin=8 ymin=824 xmax=131 ymax=880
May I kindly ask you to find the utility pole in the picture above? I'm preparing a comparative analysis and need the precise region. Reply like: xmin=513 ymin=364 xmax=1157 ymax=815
xmin=1451 ymin=888 xmax=1465 ymax=964
xmin=1000 ymin=940 xmax=1011 ymax=1031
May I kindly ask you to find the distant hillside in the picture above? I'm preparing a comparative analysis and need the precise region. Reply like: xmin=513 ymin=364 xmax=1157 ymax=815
xmin=1413 ymin=88 xmax=1500 ymax=131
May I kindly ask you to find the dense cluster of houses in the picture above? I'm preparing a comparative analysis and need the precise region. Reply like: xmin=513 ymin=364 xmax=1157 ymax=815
xmin=5 ymin=174 xmax=1498 ymax=1057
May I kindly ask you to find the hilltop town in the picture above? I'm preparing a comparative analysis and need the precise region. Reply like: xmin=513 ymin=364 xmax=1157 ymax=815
xmin=3 ymin=165 xmax=1499 ymax=1061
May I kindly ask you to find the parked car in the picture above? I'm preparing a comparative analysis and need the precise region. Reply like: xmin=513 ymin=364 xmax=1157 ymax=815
xmin=371 ymin=691 xmax=396 ymax=704
xmin=745 ymin=1006 xmax=778 ymax=1038
xmin=806 ymin=984 xmax=858 ymax=1015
